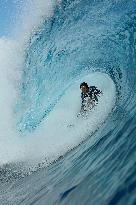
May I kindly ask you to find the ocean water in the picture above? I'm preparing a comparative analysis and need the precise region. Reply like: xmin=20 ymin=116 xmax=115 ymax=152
xmin=0 ymin=0 xmax=136 ymax=204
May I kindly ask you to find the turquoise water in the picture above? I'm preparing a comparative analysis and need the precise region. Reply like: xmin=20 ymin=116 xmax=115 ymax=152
xmin=0 ymin=0 xmax=136 ymax=204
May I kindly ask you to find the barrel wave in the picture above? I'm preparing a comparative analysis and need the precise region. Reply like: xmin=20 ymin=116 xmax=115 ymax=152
xmin=0 ymin=0 xmax=136 ymax=205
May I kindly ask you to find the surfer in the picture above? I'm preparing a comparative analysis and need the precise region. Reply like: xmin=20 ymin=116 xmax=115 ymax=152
xmin=80 ymin=82 xmax=102 ymax=114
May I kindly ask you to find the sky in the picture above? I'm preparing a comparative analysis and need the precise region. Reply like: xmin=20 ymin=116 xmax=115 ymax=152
xmin=0 ymin=0 xmax=25 ymax=37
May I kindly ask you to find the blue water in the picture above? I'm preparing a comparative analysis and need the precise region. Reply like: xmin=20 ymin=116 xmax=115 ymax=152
xmin=0 ymin=0 xmax=136 ymax=204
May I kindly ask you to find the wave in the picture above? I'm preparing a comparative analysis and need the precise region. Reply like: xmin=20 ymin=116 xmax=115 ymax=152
xmin=0 ymin=1 xmax=136 ymax=204
xmin=0 ymin=0 xmax=135 ymax=169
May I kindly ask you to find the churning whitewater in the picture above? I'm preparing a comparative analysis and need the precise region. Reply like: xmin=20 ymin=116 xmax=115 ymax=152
xmin=0 ymin=0 xmax=116 ymax=165
xmin=0 ymin=0 xmax=136 ymax=205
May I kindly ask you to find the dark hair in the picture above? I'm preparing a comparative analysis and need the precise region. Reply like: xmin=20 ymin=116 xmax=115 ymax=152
xmin=80 ymin=82 xmax=89 ymax=89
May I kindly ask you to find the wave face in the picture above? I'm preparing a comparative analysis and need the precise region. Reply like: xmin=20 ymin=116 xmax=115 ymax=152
xmin=0 ymin=0 xmax=136 ymax=205
xmin=17 ymin=0 xmax=133 ymax=133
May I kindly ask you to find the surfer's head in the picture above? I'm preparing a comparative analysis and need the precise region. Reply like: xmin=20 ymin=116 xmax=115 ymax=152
xmin=80 ymin=82 xmax=89 ymax=93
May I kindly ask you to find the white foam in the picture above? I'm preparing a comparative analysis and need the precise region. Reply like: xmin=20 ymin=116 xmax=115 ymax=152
xmin=0 ymin=38 xmax=26 ymax=164
xmin=0 ymin=0 xmax=60 ymax=165
xmin=24 ymin=72 xmax=116 ymax=163
xmin=15 ymin=0 xmax=59 ymax=44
